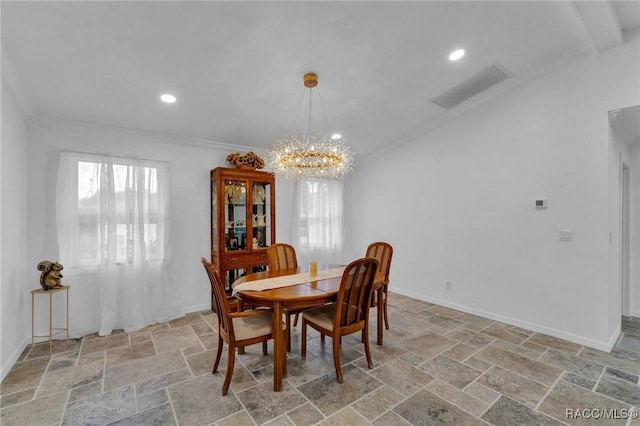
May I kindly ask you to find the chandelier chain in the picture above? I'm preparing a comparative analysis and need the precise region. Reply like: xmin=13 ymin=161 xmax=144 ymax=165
xmin=308 ymin=87 xmax=313 ymax=135
xmin=292 ymin=87 xmax=306 ymax=136
xmin=316 ymin=88 xmax=332 ymax=134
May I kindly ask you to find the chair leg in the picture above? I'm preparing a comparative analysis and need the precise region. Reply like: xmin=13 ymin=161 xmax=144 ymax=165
xmin=383 ymin=289 xmax=390 ymax=330
xmin=282 ymin=335 xmax=287 ymax=375
xmin=293 ymin=313 xmax=299 ymax=326
xmin=333 ymin=334 xmax=343 ymax=383
xmin=301 ymin=318 xmax=307 ymax=359
xmin=363 ymin=325 xmax=373 ymax=369
xmin=262 ymin=340 xmax=268 ymax=355
xmin=222 ymin=343 xmax=236 ymax=396
xmin=212 ymin=335 xmax=224 ymax=373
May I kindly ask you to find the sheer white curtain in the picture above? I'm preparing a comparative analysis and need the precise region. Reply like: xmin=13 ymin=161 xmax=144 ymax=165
xmin=57 ymin=151 xmax=182 ymax=336
xmin=291 ymin=178 xmax=344 ymax=265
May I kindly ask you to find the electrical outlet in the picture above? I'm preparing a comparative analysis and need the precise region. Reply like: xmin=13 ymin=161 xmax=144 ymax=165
xmin=445 ymin=281 xmax=452 ymax=291
xmin=558 ymin=230 xmax=573 ymax=242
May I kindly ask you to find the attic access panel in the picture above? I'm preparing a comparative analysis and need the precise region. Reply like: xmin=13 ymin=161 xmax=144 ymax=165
xmin=432 ymin=63 xmax=510 ymax=110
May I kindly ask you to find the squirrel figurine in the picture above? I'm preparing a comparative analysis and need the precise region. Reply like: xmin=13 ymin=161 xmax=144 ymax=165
xmin=37 ymin=261 xmax=64 ymax=290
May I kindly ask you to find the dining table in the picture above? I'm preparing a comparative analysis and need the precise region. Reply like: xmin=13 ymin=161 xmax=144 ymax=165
xmin=232 ymin=264 xmax=384 ymax=391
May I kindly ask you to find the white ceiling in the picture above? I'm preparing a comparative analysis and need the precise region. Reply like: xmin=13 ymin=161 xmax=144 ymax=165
xmin=2 ymin=1 xmax=639 ymax=159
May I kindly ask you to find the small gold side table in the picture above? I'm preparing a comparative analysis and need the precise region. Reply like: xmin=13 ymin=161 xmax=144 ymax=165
xmin=31 ymin=285 xmax=70 ymax=354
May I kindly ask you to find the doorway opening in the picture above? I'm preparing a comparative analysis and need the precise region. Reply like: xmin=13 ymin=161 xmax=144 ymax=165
xmin=621 ymin=161 xmax=630 ymax=318
xmin=610 ymin=105 xmax=639 ymax=355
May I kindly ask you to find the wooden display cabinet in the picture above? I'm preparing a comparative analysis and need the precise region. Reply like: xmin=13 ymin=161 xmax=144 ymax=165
xmin=210 ymin=167 xmax=275 ymax=298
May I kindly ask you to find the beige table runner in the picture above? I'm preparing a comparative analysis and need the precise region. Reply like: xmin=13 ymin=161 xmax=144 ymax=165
xmin=232 ymin=267 xmax=345 ymax=296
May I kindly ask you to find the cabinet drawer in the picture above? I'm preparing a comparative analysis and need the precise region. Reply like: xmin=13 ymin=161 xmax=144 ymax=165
xmin=222 ymin=253 xmax=267 ymax=266
xmin=253 ymin=253 xmax=268 ymax=264
xmin=222 ymin=256 xmax=249 ymax=267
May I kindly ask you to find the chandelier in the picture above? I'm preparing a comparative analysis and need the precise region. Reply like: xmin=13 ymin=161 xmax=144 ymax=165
xmin=267 ymin=73 xmax=354 ymax=179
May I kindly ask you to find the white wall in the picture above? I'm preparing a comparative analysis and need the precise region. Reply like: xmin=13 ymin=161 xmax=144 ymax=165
xmin=348 ymin=32 xmax=640 ymax=350
xmin=1 ymin=83 xmax=29 ymax=380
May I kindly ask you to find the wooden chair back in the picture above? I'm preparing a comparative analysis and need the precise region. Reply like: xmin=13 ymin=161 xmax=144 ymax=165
xmin=267 ymin=243 xmax=298 ymax=271
xmin=267 ymin=243 xmax=301 ymax=349
xmin=335 ymin=257 xmax=379 ymax=329
xmin=201 ymin=257 xmax=234 ymax=339
xmin=365 ymin=242 xmax=393 ymax=283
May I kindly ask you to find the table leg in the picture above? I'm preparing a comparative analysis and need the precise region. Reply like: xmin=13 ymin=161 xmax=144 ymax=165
xmin=65 ymin=287 xmax=69 ymax=344
xmin=49 ymin=291 xmax=53 ymax=354
xmin=272 ymin=301 xmax=284 ymax=391
xmin=377 ymin=286 xmax=384 ymax=345
xmin=31 ymin=293 xmax=35 ymax=347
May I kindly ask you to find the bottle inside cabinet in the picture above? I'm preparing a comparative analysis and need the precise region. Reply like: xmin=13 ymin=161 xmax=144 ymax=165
xmin=224 ymin=180 xmax=247 ymax=251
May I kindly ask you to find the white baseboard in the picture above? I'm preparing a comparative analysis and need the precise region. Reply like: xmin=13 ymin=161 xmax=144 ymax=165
xmin=392 ymin=288 xmax=619 ymax=352
xmin=184 ymin=303 xmax=211 ymax=315
xmin=0 ymin=336 xmax=30 ymax=383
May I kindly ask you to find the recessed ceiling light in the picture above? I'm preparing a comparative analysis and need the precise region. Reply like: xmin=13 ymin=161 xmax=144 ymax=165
xmin=160 ymin=94 xmax=176 ymax=103
xmin=331 ymin=133 xmax=342 ymax=140
xmin=449 ymin=49 xmax=465 ymax=61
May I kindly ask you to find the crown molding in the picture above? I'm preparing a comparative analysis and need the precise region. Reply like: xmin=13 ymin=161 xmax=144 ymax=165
xmin=34 ymin=115 xmax=268 ymax=156
xmin=1 ymin=44 xmax=36 ymax=121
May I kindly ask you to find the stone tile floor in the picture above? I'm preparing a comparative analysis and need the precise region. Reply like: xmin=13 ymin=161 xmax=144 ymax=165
xmin=1 ymin=293 xmax=639 ymax=425
xmin=618 ymin=317 xmax=640 ymax=356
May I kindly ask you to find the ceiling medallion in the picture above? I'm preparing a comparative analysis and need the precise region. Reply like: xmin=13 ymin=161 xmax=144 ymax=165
xmin=267 ymin=73 xmax=354 ymax=180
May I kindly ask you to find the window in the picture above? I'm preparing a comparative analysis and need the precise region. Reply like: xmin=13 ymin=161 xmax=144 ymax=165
xmin=294 ymin=178 xmax=344 ymax=263
xmin=59 ymin=152 xmax=167 ymax=267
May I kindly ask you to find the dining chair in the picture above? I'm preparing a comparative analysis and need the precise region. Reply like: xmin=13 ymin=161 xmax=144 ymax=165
xmin=201 ymin=257 xmax=284 ymax=396
xmin=365 ymin=241 xmax=393 ymax=330
xmin=266 ymin=243 xmax=300 ymax=351
xmin=267 ymin=243 xmax=299 ymax=272
xmin=300 ymin=257 xmax=379 ymax=383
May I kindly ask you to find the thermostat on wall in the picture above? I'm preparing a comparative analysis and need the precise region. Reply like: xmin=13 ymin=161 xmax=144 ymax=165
xmin=535 ymin=199 xmax=547 ymax=209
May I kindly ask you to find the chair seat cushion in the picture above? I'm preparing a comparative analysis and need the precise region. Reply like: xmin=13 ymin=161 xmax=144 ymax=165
xmin=232 ymin=311 xmax=286 ymax=341
xmin=302 ymin=303 xmax=336 ymax=331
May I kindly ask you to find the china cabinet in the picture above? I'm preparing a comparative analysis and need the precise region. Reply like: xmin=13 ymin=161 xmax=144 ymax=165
xmin=210 ymin=167 xmax=275 ymax=296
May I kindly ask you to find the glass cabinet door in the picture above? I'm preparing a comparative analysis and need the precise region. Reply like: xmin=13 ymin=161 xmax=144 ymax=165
xmin=224 ymin=179 xmax=247 ymax=251
xmin=251 ymin=181 xmax=272 ymax=248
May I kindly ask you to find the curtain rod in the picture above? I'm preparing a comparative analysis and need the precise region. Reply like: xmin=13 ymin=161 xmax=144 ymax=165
xmin=60 ymin=149 xmax=170 ymax=165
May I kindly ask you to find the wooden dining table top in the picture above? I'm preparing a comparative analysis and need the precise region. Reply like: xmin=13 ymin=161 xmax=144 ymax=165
xmin=232 ymin=265 xmax=344 ymax=309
